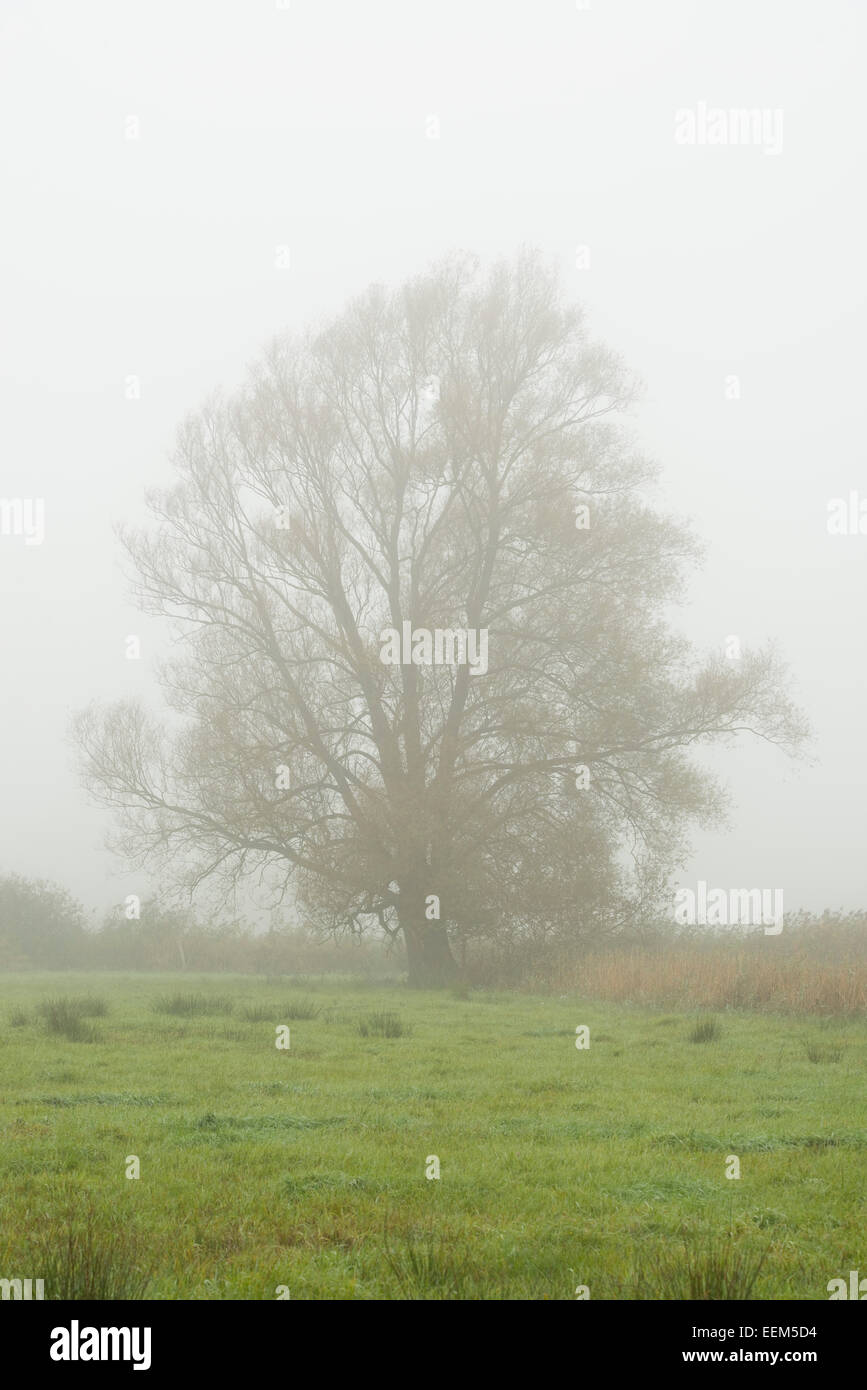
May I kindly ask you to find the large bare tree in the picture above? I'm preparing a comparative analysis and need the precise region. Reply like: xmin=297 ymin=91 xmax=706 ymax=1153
xmin=74 ymin=251 xmax=807 ymax=984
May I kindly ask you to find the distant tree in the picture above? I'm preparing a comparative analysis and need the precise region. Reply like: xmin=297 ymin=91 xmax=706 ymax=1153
xmin=0 ymin=874 xmax=86 ymax=967
xmin=97 ymin=897 xmax=197 ymax=970
xmin=73 ymin=251 xmax=808 ymax=985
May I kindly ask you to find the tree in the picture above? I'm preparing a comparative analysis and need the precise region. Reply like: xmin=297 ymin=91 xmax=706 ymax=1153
xmin=96 ymin=897 xmax=197 ymax=970
xmin=0 ymin=874 xmax=86 ymax=967
xmin=73 ymin=251 xmax=808 ymax=985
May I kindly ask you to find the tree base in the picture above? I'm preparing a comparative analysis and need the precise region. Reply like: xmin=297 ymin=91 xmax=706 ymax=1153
xmin=403 ymin=921 xmax=460 ymax=988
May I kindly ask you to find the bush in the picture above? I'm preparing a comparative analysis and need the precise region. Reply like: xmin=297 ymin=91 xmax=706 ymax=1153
xmin=0 ymin=874 xmax=86 ymax=967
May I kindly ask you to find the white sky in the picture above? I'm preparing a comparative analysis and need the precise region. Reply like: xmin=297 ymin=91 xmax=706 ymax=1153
xmin=1 ymin=0 xmax=865 ymax=920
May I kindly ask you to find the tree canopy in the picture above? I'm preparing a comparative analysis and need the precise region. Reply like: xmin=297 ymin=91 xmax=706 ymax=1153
xmin=74 ymin=251 xmax=807 ymax=984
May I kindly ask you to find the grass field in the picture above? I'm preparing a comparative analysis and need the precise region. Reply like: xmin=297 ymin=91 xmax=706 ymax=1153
xmin=1 ymin=971 xmax=865 ymax=1300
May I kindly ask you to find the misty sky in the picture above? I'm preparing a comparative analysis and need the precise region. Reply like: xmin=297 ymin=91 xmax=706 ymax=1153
xmin=1 ymin=0 xmax=865 ymax=921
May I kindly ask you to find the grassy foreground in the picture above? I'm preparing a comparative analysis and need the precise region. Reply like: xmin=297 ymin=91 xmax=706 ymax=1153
xmin=1 ymin=972 xmax=865 ymax=1300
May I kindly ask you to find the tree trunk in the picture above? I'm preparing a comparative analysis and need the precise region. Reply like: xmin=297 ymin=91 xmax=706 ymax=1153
xmin=400 ymin=906 xmax=460 ymax=988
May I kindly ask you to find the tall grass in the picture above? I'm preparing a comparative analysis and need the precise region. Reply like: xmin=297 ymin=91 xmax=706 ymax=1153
xmin=528 ymin=947 xmax=867 ymax=1016
xmin=20 ymin=1194 xmax=152 ymax=1300
xmin=238 ymin=1004 xmax=276 ymax=1022
xmin=151 ymin=993 xmax=233 ymax=1017
xmin=36 ymin=996 xmax=108 ymax=1041
xmin=282 ymin=999 xmax=322 ymax=1021
xmin=358 ymin=1012 xmax=411 ymax=1038
xmin=384 ymin=1226 xmax=488 ymax=1298
xmin=804 ymin=1040 xmax=843 ymax=1063
xmin=688 ymin=1016 xmax=723 ymax=1043
xmin=629 ymin=1233 xmax=770 ymax=1300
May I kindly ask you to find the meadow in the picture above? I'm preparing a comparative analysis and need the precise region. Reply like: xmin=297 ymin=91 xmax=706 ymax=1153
xmin=1 ymin=971 xmax=865 ymax=1300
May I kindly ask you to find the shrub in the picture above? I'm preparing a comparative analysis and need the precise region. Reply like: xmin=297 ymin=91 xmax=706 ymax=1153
xmin=0 ymin=874 xmax=86 ymax=967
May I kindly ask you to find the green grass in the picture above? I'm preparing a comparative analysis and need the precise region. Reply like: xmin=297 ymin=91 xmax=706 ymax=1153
xmin=282 ymin=999 xmax=322 ymax=1021
xmin=35 ymin=997 xmax=109 ymax=1043
xmin=152 ymin=992 xmax=233 ymax=1017
xmin=0 ymin=971 xmax=865 ymax=1299
xmin=688 ymin=1015 xmax=723 ymax=1044
xmin=357 ymin=1011 xmax=411 ymax=1038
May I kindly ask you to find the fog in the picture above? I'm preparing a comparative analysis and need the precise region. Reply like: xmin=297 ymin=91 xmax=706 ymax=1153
xmin=2 ymin=0 xmax=865 ymax=919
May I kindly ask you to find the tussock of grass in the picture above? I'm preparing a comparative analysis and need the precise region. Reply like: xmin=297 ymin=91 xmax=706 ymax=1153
xmin=19 ymin=1193 xmax=152 ymax=1300
xmin=246 ymin=1080 xmax=317 ymax=1096
xmin=688 ymin=1016 xmax=722 ymax=1044
xmin=358 ymin=1011 xmax=411 ymax=1038
xmin=37 ymin=995 xmax=108 ymax=1020
xmin=151 ymin=993 xmax=233 ymax=1017
xmin=281 ymin=999 xmax=322 ymax=1020
xmin=653 ymin=1128 xmax=867 ymax=1153
xmin=195 ymin=1111 xmax=343 ymax=1134
xmin=284 ymin=1173 xmax=368 ymax=1197
xmin=37 ymin=998 xmax=103 ymax=1042
xmin=238 ymin=1004 xmax=276 ymax=1022
xmin=804 ymin=1041 xmax=843 ymax=1063
xmin=384 ymin=1225 xmax=491 ymax=1299
xmin=629 ymin=1233 xmax=770 ymax=1300
xmin=76 ymin=995 xmax=109 ymax=1017
xmin=24 ymin=1091 xmax=173 ymax=1108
